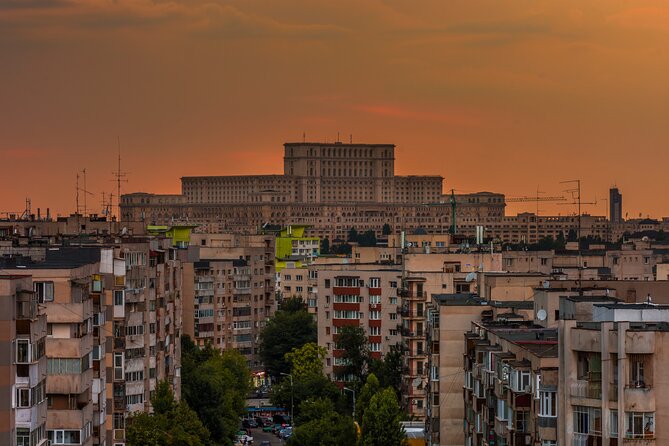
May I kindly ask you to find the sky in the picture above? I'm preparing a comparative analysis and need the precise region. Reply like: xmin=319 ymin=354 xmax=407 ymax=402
xmin=1 ymin=0 xmax=668 ymax=219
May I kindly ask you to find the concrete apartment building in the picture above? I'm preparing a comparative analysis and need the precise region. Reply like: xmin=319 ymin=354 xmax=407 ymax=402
xmin=0 ymin=234 xmax=185 ymax=446
xmin=101 ymin=238 xmax=183 ymax=446
xmin=0 ymin=275 xmax=48 ymax=446
xmin=428 ymin=294 xmax=535 ymax=446
xmin=558 ymin=304 xmax=669 ymax=445
xmin=462 ymin=320 xmax=560 ymax=446
xmin=181 ymin=233 xmax=275 ymax=371
xmin=313 ymin=263 xmax=402 ymax=383
xmin=0 ymin=250 xmax=104 ymax=446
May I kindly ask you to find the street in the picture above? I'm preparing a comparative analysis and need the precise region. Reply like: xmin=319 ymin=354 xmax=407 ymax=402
xmin=248 ymin=428 xmax=284 ymax=445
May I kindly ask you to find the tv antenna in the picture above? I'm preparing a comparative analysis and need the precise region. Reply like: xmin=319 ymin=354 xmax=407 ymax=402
xmin=76 ymin=169 xmax=93 ymax=216
xmin=112 ymin=137 xmax=129 ymax=221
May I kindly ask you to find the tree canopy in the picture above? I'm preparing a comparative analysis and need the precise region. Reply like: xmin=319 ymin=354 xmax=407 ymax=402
xmin=127 ymin=380 xmax=210 ymax=446
xmin=336 ymin=325 xmax=370 ymax=386
xmin=360 ymin=387 xmax=407 ymax=446
xmin=259 ymin=297 xmax=317 ymax=378
xmin=284 ymin=343 xmax=327 ymax=379
xmin=181 ymin=336 xmax=251 ymax=446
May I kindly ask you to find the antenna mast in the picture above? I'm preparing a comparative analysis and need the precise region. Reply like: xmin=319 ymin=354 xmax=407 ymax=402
xmin=113 ymin=137 xmax=129 ymax=221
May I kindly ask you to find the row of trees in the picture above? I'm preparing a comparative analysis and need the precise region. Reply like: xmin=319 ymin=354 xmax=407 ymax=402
xmin=271 ymin=342 xmax=407 ymax=446
xmin=259 ymin=298 xmax=407 ymax=445
xmin=321 ymin=224 xmax=394 ymax=254
xmin=127 ymin=337 xmax=252 ymax=446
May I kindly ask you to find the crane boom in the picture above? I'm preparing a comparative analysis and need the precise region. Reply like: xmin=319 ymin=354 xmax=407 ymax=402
xmin=506 ymin=196 xmax=566 ymax=203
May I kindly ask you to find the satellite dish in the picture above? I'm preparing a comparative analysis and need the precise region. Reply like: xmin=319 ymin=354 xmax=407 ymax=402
xmin=465 ymin=272 xmax=476 ymax=283
xmin=542 ymin=280 xmax=550 ymax=289
xmin=412 ymin=378 xmax=422 ymax=388
xmin=537 ymin=309 xmax=547 ymax=321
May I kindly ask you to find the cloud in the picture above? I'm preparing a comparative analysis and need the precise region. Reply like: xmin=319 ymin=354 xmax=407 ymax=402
xmin=0 ymin=0 xmax=72 ymax=10
xmin=0 ymin=0 xmax=349 ymax=40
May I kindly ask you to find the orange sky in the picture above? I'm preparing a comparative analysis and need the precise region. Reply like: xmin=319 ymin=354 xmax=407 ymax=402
xmin=1 ymin=0 xmax=668 ymax=219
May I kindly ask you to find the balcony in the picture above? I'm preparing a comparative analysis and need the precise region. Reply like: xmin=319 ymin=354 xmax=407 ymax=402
xmin=494 ymin=417 xmax=510 ymax=437
xmin=47 ymin=403 xmax=93 ymax=430
xmin=570 ymin=380 xmax=602 ymax=399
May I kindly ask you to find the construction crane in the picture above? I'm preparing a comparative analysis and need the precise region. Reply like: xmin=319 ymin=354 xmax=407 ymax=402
xmin=506 ymin=196 xmax=566 ymax=203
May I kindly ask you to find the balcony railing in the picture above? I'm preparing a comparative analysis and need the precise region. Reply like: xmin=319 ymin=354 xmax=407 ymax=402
xmin=571 ymin=380 xmax=602 ymax=399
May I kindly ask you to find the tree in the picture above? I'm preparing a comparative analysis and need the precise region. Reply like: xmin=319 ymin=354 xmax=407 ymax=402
xmin=336 ymin=325 xmax=370 ymax=386
xmin=270 ymin=364 xmax=343 ymax=420
xmin=555 ymin=231 xmax=566 ymax=250
xmin=259 ymin=297 xmax=317 ymax=378
xmin=288 ymin=411 xmax=357 ymax=446
xmin=348 ymin=227 xmax=359 ymax=243
xmin=368 ymin=344 xmax=404 ymax=398
xmin=567 ymin=228 xmax=578 ymax=242
xmin=181 ymin=337 xmax=251 ymax=445
xmin=296 ymin=397 xmax=336 ymax=425
xmin=358 ymin=230 xmax=377 ymax=247
xmin=356 ymin=373 xmax=380 ymax=424
xmin=382 ymin=223 xmax=392 ymax=236
xmin=321 ymin=237 xmax=330 ymax=255
xmin=127 ymin=380 xmax=210 ymax=446
xmin=360 ymin=388 xmax=407 ymax=446
xmin=284 ymin=343 xmax=327 ymax=379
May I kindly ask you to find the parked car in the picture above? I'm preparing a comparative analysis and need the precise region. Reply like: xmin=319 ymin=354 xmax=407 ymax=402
xmin=262 ymin=424 xmax=273 ymax=433
xmin=278 ymin=427 xmax=292 ymax=439
xmin=242 ymin=418 xmax=258 ymax=429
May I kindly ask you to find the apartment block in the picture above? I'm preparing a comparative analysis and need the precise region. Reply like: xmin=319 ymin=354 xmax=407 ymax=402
xmin=182 ymin=233 xmax=275 ymax=371
xmin=558 ymin=304 xmax=669 ymax=445
xmin=102 ymin=238 xmax=183 ymax=446
xmin=314 ymin=263 xmax=402 ymax=383
xmin=0 ymin=275 xmax=48 ymax=446
xmin=1 ymin=249 xmax=103 ymax=446
xmin=428 ymin=294 xmax=534 ymax=446
xmin=463 ymin=320 xmax=559 ymax=446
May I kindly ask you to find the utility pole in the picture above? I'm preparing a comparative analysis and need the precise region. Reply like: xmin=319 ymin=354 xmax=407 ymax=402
xmin=280 ymin=372 xmax=294 ymax=427
xmin=343 ymin=387 xmax=356 ymax=420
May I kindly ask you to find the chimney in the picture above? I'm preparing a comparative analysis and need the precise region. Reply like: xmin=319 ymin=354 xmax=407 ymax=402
xmin=37 ymin=208 xmax=41 ymax=220
xmin=46 ymin=208 xmax=51 ymax=221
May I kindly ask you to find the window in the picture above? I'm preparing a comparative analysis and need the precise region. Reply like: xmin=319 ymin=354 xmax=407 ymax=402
xmin=369 ymin=343 xmax=381 ymax=352
xmin=369 ymin=295 xmax=381 ymax=304
xmin=16 ymin=387 xmax=30 ymax=408
xmin=16 ymin=428 xmax=30 ymax=446
xmin=610 ymin=410 xmax=618 ymax=438
xmin=390 ymin=313 xmax=398 ymax=320
xmin=369 ymin=326 xmax=380 ymax=336
xmin=48 ymin=430 xmax=81 ymax=445
xmin=369 ymin=311 xmax=381 ymax=320
xmin=114 ymin=290 xmax=124 ymax=306
xmin=34 ymin=282 xmax=54 ymax=303
xmin=16 ymin=339 xmax=30 ymax=363
xmin=369 ymin=277 xmax=381 ymax=288
xmin=630 ymin=354 xmax=650 ymax=388
xmin=574 ymin=405 xmax=602 ymax=435
xmin=539 ymin=390 xmax=557 ymax=417
xmin=625 ymin=412 xmax=654 ymax=439
xmin=114 ymin=353 xmax=124 ymax=380
xmin=333 ymin=310 xmax=362 ymax=319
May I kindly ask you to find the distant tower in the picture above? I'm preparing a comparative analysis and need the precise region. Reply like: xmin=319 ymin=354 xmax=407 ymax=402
xmin=609 ymin=187 xmax=623 ymax=223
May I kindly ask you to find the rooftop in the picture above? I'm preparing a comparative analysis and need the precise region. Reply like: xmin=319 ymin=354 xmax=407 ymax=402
xmin=0 ymin=247 xmax=100 ymax=269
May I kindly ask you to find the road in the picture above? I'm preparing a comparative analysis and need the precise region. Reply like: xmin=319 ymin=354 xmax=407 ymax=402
xmin=248 ymin=428 xmax=284 ymax=445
